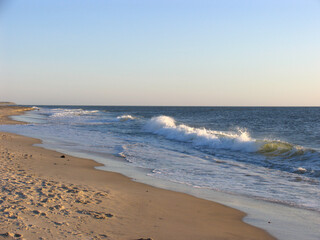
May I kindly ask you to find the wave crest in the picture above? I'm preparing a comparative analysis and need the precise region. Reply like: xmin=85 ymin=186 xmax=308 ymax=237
xmin=145 ymin=115 xmax=316 ymax=158
xmin=145 ymin=116 xmax=258 ymax=152
xmin=50 ymin=109 xmax=99 ymax=118
xmin=117 ymin=115 xmax=136 ymax=121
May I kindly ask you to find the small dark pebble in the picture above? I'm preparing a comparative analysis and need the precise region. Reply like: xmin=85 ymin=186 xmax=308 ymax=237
xmin=33 ymin=210 xmax=40 ymax=214
xmin=60 ymin=155 xmax=65 ymax=158
xmin=2 ymin=232 xmax=13 ymax=237
xmin=14 ymin=233 xmax=22 ymax=237
xmin=137 ymin=238 xmax=152 ymax=240
xmin=268 ymin=221 xmax=271 ymax=224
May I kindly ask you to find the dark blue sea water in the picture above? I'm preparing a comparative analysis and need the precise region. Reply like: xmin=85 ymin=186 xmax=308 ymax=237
xmin=1 ymin=106 xmax=320 ymax=212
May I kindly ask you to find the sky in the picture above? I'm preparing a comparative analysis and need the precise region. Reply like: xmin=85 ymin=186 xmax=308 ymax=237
xmin=0 ymin=0 xmax=319 ymax=106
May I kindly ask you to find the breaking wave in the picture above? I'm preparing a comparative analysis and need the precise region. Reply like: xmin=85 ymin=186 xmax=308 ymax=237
xmin=145 ymin=116 xmax=258 ymax=152
xmin=144 ymin=116 xmax=313 ymax=157
xmin=49 ymin=108 xmax=100 ymax=118
xmin=257 ymin=141 xmax=313 ymax=157
xmin=117 ymin=115 xmax=136 ymax=121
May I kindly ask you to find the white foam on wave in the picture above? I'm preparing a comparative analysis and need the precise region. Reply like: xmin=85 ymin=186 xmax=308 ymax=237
xmin=296 ymin=167 xmax=307 ymax=173
xmin=116 ymin=115 xmax=136 ymax=121
xmin=49 ymin=108 xmax=100 ymax=118
xmin=144 ymin=116 xmax=317 ymax=157
xmin=144 ymin=116 xmax=259 ymax=152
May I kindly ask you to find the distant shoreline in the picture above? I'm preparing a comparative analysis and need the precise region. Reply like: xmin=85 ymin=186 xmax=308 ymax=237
xmin=0 ymin=102 xmax=16 ymax=105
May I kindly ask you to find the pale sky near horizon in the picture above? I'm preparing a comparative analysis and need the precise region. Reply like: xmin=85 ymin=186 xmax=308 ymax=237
xmin=0 ymin=0 xmax=319 ymax=106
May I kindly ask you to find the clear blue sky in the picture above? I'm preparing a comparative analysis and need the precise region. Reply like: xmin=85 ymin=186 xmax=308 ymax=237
xmin=1 ymin=0 xmax=319 ymax=106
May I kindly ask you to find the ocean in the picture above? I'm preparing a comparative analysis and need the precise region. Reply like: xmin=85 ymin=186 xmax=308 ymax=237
xmin=1 ymin=106 xmax=320 ymax=239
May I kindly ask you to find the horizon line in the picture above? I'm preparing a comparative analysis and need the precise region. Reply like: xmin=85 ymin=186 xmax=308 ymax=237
xmin=16 ymin=104 xmax=320 ymax=108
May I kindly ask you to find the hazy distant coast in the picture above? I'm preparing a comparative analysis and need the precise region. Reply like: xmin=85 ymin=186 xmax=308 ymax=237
xmin=0 ymin=102 xmax=16 ymax=105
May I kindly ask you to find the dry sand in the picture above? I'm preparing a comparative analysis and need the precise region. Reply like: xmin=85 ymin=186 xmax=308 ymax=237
xmin=0 ymin=106 xmax=276 ymax=240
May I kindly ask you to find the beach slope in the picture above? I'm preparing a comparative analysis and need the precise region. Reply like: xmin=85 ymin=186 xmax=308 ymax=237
xmin=0 ymin=106 xmax=275 ymax=240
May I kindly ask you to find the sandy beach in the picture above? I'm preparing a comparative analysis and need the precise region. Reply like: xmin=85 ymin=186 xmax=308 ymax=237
xmin=0 ymin=106 xmax=275 ymax=240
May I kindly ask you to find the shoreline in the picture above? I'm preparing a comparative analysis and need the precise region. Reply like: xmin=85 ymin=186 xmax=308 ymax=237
xmin=0 ymin=106 xmax=275 ymax=239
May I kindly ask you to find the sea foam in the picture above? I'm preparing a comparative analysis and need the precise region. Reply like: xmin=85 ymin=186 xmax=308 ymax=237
xmin=49 ymin=108 xmax=100 ymax=118
xmin=116 ymin=115 xmax=136 ymax=121
xmin=144 ymin=116 xmax=259 ymax=152
xmin=144 ymin=115 xmax=314 ymax=158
